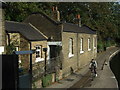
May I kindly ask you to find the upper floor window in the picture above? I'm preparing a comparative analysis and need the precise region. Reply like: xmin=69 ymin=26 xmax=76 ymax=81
xmin=80 ymin=38 xmax=84 ymax=53
xmin=88 ymin=38 xmax=91 ymax=51
xmin=69 ymin=38 xmax=74 ymax=58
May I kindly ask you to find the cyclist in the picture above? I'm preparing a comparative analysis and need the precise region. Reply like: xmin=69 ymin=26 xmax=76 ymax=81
xmin=89 ymin=59 xmax=97 ymax=77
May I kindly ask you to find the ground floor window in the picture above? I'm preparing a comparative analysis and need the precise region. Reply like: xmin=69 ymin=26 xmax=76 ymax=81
xmin=35 ymin=45 xmax=44 ymax=62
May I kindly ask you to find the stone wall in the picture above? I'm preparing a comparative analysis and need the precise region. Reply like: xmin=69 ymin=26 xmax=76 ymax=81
xmin=0 ymin=8 xmax=6 ymax=54
xmin=62 ymin=32 xmax=97 ymax=77
xmin=19 ymin=34 xmax=30 ymax=70
xmin=78 ymin=34 xmax=97 ymax=68
xmin=31 ymin=40 xmax=47 ymax=64
xmin=62 ymin=32 xmax=78 ymax=76
xmin=9 ymin=33 xmax=20 ymax=46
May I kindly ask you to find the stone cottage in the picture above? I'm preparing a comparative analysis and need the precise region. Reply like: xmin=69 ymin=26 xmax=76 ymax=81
xmin=23 ymin=7 xmax=97 ymax=77
xmin=5 ymin=21 xmax=48 ymax=69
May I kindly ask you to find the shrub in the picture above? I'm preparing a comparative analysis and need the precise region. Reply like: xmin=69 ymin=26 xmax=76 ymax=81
xmin=6 ymin=43 xmax=16 ymax=54
xmin=97 ymin=40 xmax=104 ymax=52
xmin=42 ymin=74 xmax=52 ymax=87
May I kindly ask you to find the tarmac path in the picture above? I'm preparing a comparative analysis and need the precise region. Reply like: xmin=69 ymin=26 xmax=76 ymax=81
xmin=70 ymin=47 xmax=119 ymax=88
xmin=83 ymin=47 xmax=119 ymax=88
xmin=47 ymin=47 xmax=119 ymax=88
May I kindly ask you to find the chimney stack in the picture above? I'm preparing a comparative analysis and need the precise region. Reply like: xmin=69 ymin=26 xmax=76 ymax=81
xmin=76 ymin=14 xmax=81 ymax=27
xmin=52 ymin=6 xmax=55 ymax=11
xmin=52 ymin=6 xmax=60 ymax=22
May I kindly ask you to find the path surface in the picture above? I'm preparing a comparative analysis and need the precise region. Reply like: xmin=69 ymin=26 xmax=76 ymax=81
xmin=84 ymin=62 xmax=118 ymax=88
xmin=47 ymin=47 xmax=119 ymax=88
xmin=83 ymin=47 xmax=119 ymax=88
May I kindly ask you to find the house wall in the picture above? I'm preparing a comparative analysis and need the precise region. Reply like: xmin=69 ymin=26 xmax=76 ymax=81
xmin=77 ymin=34 xmax=97 ymax=68
xmin=7 ymin=32 xmax=48 ymax=71
xmin=62 ymin=32 xmax=78 ymax=76
xmin=0 ymin=8 xmax=6 ymax=54
xmin=8 ymin=33 xmax=20 ymax=46
xmin=62 ymin=32 xmax=97 ymax=77
xmin=7 ymin=33 xmax=30 ymax=69
xmin=31 ymin=41 xmax=47 ymax=64
xmin=19 ymin=35 xmax=30 ymax=70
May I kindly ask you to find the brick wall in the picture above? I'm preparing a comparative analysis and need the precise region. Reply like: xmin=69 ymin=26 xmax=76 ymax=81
xmin=62 ymin=32 xmax=97 ymax=77
xmin=0 ymin=8 xmax=6 ymax=54
xmin=31 ymin=41 xmax=47 ymax=64
xmin=19 ymin=34 xmax=30 ymax=70
xmin=62 ymin=32 xmax=78 ymax=76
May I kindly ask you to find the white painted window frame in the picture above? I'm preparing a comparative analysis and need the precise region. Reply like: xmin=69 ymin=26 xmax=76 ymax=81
xmin=68 ymin=38 xmax=74 ymax=58
xmin=80 ymin=38 xmax=84 ymax=54
xmin=88 ymin=38 xmax=91 ymax=51
xmin=93 ymin=37 xmax=96 ymax=49
xmin=35 ymin=45 xmax=44 ymax=62
xmin=0 ymin=46 xmax=4 ymax=54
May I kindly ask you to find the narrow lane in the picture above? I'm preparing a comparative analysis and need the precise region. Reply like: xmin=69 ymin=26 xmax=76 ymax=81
xmin=70 ymin=47 xmax=119 ymax=88
xmin=83 ymin=47 xmax=119 ymax=88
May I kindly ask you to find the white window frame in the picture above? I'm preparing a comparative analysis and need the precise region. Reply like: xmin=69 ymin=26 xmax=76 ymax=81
xmin=93 ymin=37 xmax=96 ymax=49
xmin=68 ymin=38 xmax=74 ymax=58
xmin=35 ymin=45 xmax=44 ymax=62
xmin=88 ymin=38 xmax=91 ymax=51
xmin=0 ymin=46 xmax=4 ymax=54
xmin=80 ymin=38 xmax=84 ymax=54
xmin=15 ymin=46 xmax=19 ymax=51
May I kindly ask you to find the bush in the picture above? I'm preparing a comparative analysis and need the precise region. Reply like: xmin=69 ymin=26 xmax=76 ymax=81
xmin=106 ymin=41 xmax=111 ymax=47
xmin=42 ymin=74 xmax=52 ymax=87
xmin=6 ymin=43 xmax=16 ymax=54
xmin=97 ymin=41 xmax=104 ymax=52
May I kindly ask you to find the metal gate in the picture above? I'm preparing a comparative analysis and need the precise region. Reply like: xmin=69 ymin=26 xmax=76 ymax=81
xmin=2 ymin=54 xmax=18 ymax=89
xmin=15 ymin=50 xmax=33 ymax=89
xmin=2 ymin=50 xmax=33 ymax=89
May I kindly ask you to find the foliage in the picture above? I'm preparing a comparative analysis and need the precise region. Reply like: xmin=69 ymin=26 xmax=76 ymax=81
xmin=42 ymin=74 xmax=52 ymax=87
xmin=4 ymin=2 xmax=120 ymax=46
xmin=97 ymin=40 xmax=104 ymax=52
xmin=6 ymin=43 xmax=16 ymax=54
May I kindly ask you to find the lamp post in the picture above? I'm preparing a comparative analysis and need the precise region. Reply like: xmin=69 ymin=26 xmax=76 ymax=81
xmin=43 ymin=48 xmax=47 ymax=76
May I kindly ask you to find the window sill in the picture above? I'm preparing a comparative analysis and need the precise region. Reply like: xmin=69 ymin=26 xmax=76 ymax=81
xmin=35 ymin=58 xmax=44 ymax=62
xmin=80 ymin=51 xmax=84 ymax=54
xmin=68 ymin=53 xmax=74 ymax=58
xmin=88 ymin=49 xmax=91 ymax=51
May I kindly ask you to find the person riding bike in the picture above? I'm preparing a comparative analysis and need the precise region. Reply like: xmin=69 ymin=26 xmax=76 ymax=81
xmin=89 ymin=59 xmax=97 ymax=77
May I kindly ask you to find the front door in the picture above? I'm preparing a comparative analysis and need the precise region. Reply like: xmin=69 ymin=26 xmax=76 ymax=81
xmin=49 ymin=45 xmax=58 ymax=58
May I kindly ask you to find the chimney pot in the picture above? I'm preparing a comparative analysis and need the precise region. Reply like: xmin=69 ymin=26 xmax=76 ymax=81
xmin=76 ymin=14 xmax=81 ymax=27
xmin=55 ymin=6 xmax=58 ymax=11
xmin=77 ymin=14 xmax=80 ymax=19
xmin=52 ymin=6 xmax=55 ymax=11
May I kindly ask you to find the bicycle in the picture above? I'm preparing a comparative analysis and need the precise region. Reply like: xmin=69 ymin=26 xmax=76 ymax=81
xmin=89 ymin=67 xmax=97 ymax=81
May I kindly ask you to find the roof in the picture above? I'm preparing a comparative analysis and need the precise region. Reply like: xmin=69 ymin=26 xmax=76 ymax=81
xmin=23 ymin=13 xmax=62 ymax=41
xmin=5 ymin=21 xmax=47 ymax=41
xmin=63 ymin=23 xmax=96 ymax=34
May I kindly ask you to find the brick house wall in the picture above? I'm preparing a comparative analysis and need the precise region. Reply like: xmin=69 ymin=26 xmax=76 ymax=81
xmin=62 ymin=32 xmax=97 ymax=77
xmin=0 ymin=8 xmax=6 ymax=54
xmin=7 ymin=32 xmax=47 ymax=69
xmin=78 ymin=34 xmax=97 ymax=68
xmin=31 ymin=41 xmax=47 ymax=64
xmin=62 ymin=32 xmax=78 ymax=76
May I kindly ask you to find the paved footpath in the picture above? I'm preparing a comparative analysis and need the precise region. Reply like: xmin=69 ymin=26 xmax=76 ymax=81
xmin=47 ymin=47 xmax=119 ymax=88
xmin=83 ymin=47 xmax=120 ymax=88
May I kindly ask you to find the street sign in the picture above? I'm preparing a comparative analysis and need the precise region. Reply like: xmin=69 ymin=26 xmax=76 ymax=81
xmin=15 ymin=50 xmax=35 ymax=55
